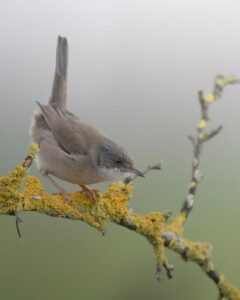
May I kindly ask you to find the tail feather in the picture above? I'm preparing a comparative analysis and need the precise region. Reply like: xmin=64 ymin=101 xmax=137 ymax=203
xmin=49 ymin=36 xmax=68 ymax=110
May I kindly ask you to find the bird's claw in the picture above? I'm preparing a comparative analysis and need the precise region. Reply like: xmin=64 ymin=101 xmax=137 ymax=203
xmin=80 ymin=185 xmax=100 ymax=202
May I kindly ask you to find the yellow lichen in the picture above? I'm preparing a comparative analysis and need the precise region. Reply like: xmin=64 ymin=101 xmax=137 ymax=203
xmin=223 ymin=75 xmax=237 ymax=85
xmin=0 ymin=144 xmax=40 ymax=215
xmin=198 ymin=119 xmax=207 ymax=129
xmin=166 ymin=212 xmax=187 ymax=235
xmin=198 ymin=132 xmax=206 ymax=140
xmin=0 ymin=166 xmax=27 ymax=214
xmin=1 ymin=143 xmax=240 ymax=298
xmin=189 ymin=181 xmax=196 ymax=189
xmin=27 ymin=143 xmax=39 ymax=158
xmin=204 ymin=93 xmax=216 ymax=103
xmin=185 ymin=240 xmax=212 ymax=262
xmin=218 ymin=274 xmax=240 ymax=300
xmin=21 ymin=176 xmax=105 ymax=231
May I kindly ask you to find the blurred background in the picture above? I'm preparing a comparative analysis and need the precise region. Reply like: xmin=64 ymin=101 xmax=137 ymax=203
xmin=0 ymin=0 xmax=240 ymax=299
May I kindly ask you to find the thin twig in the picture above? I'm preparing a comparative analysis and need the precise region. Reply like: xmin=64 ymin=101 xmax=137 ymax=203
xmin=181 ymin=75 xmax=240 ymax=216
xmin=124 ymin=162 xmax=162 ymax=184
xmin=15 ymin=208 xmax=24 ymax=239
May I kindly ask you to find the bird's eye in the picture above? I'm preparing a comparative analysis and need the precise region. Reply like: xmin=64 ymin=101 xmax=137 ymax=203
xmin=116 ymin=159 xmax=122 ymax=165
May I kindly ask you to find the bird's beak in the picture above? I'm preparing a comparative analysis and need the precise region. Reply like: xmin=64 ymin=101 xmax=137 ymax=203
xmin=128 ymin=166 xmax=145 ymax=177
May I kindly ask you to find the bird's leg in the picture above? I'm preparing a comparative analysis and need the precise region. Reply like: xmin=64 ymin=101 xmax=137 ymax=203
xmin=41 ymin=170 xmax=72 ymax=203
xmin=79 ymin=185 xmax=100 ymax=202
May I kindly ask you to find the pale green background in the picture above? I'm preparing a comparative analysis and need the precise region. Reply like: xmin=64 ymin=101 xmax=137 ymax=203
xmin=0 ymin=0 xmax=240 ymax=299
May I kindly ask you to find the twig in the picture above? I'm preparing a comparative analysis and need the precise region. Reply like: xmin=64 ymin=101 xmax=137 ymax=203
xmin=124 ymin=162 xmax=162 ymax=184
xmin=15 ymin=208 xmax=24 ymax=239
xmin=181 ymin=75 xmax=240 ymax=216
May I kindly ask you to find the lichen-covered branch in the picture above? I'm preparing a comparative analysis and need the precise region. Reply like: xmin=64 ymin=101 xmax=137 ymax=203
xmin=181 ymin=75 xmax=240 ymax=217
xmin=0 ymin=143 xmax=239 ymax=299
xmin=0 ymin=75 xmax=240 ymax=299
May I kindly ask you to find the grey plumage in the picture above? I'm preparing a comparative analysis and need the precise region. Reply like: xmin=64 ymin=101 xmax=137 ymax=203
xmin=31 ymin=36 xmax=143 ymax=200
xmin=49 ymin=36 xmax=68 ymax=110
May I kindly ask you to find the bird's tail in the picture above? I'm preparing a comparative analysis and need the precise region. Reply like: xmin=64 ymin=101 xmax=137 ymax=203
xmin=49 ymin=35 xmax=68 ymax=110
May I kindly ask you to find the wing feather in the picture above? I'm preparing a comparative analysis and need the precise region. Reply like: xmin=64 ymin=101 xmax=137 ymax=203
xmin=36 ymin=101 xmax=102 ymax=156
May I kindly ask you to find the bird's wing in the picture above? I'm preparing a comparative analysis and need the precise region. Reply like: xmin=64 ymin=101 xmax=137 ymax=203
xmin=37 ymin=102 xmax=102 ymax=156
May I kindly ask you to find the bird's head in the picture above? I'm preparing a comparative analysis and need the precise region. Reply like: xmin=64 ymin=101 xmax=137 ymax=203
xmin=91 ymin=138 xmax=144 ymax=181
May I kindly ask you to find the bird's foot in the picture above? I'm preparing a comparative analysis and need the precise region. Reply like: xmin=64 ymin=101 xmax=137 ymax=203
xmin=79 ymin=185 xmax=100 ymax=202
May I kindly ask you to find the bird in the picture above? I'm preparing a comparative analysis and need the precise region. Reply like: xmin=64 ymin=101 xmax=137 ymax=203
xmin=30 ymin=36 xmax=144 ymax=202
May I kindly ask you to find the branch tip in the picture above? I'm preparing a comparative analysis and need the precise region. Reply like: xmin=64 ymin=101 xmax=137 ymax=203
xmin=124 ymin=162 xmax=162 ymax=183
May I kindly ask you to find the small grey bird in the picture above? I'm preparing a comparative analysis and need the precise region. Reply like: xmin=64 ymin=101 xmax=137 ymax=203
xmin=31 ymin=36 xmax=143 ymax=201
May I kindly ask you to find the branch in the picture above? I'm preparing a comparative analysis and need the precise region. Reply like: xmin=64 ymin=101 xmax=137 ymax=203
xmin=181 ymin=75 xmax=240 ymax=217
xmin=1 ymin=75 xmax=240 ymax=299
xmin=124 ymin=162 xmax=162 ymax=184
xmin=0 ymin=139 xmax=239 ymax=299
